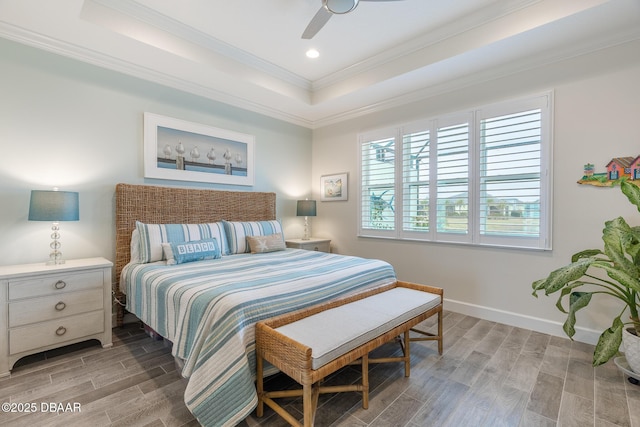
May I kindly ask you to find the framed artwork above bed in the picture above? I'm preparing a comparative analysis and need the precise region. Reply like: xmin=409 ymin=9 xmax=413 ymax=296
xmin=143 ymin=112 xmax=255 ymax=186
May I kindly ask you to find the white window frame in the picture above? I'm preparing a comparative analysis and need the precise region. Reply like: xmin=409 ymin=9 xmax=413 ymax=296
xmin=358 ymin=92 xmax=553 ymax=250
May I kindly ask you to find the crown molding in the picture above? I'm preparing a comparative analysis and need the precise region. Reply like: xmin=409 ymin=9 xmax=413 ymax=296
xmin=86 ymin=0 xmax=311 ymax=91
xmin=0 ymin=21 xmax=316 ymax=128
xmin=312 ymin=0 xmax=541 ymax=91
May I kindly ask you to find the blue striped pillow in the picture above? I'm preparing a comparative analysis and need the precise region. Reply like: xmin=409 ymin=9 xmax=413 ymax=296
xmin=223 ymin=220 xmax=283 ymax=254
xmin=135 ymin=221 xmax=230 ymax=263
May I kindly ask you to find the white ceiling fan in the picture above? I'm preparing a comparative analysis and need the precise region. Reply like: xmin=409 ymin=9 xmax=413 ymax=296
xmin=302 ymin=0 xmax=406 ymax=39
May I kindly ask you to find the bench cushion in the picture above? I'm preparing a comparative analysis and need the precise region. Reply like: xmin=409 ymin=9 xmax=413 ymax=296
xmin=275 ymin=287 xmax=440 ymax=369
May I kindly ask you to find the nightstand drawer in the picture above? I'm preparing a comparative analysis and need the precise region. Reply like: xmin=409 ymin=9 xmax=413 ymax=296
xmin=299 ymin=241 xmax=330 ymax=252
xmin=9 ymin=288 xmax=103 ymax=327
xmin=285 ymin=239 xmax=331 ymax=253
xmin=9 ymin=310 xmax=105 ymax=355
xmin=8 ymin=270 xmax=104 ymax=300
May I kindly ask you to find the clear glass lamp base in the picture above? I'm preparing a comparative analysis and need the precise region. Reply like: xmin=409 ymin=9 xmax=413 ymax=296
xmin=47 ymin=251 xmax=65 ymax=265
xmin=46 ymin=227 xmax=65 ymax=265
xmin=302 ymin=216 xmax=311 ymax=240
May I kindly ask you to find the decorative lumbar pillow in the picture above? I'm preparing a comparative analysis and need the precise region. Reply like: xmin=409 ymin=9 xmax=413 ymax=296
xmin=246 ymin=233 xmax=286 ymax=254
xmin=223 ymin=220 xmax=283 ymax=254
xmin=162 ymin=238 xmax=221 ymax=265
xmin=136 ymin=221 xmax=230 ymax=263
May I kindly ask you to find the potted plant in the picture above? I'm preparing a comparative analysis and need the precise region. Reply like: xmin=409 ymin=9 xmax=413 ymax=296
xmin=532 ymin=180 xmax=640 ymax=369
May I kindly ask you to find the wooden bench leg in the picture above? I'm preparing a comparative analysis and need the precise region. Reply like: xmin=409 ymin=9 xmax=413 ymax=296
xmin=362 ymin=354 xmax=369 ymax=409
xmin=303 ymin=383 xmax=314 ymax=427
xmin=404 ymin=329 xmax=411 ymax=377
xmin=256 ymin=355 xmax=264 ymax=417
xmin=437 ymin=309 xmax=443 ymax=355
xmin=409 ymin=306 xmax=444 ymax=355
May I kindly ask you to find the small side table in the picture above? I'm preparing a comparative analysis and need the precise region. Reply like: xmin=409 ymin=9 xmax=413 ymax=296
xmin=0 ymin=257 xmax=113 ymax=377
xmin=285 ymin=238 xmax=331 ymax=253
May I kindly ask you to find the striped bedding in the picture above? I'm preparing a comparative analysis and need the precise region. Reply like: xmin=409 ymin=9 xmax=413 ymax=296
xmin=121 ymin=248 xmax=396 ymax=426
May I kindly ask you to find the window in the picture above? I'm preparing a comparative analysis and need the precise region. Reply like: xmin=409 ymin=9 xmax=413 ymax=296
xmin=358 ymin=93 xmax=552 ymax=250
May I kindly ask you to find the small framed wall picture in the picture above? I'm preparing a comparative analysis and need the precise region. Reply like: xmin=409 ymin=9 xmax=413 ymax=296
xmin=320 ymin=173 xmax=348 ymax=201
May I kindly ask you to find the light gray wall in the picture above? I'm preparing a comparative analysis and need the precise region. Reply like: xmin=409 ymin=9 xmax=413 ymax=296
xmin=0 ymin=38 xmax=312 ymax=266
xmin=311 ymin=40 xmax=640 ymax=344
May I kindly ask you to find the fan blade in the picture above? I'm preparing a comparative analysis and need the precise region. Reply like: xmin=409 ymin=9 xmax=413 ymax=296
xmin=302 ymin=7 xmax=332 ymax=39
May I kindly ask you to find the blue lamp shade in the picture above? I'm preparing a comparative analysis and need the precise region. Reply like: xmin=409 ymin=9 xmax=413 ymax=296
xmin=28 ymin=190 xmax=79 ymax=222
xmin=296 ymin=200 xmax=317 ymax=217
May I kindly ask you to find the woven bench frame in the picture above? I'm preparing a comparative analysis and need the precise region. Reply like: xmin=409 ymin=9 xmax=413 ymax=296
xmin=255 ymin=280 xmax=443 ymax=427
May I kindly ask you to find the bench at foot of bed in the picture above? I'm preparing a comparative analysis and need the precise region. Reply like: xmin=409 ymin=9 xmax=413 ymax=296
xmin=255 ymin=280 xmax=443 ymax=427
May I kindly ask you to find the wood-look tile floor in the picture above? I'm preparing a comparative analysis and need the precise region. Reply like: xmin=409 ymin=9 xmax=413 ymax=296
xmin=1 ymin=311 xmax=638 ymax=427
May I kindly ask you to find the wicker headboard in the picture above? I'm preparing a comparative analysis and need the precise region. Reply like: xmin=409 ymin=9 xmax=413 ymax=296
xmin=114 ymin=183 xmax=276 ymax=295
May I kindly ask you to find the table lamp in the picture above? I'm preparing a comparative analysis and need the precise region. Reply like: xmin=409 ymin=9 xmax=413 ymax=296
xmin=296 ymin=199 xmax=316 ymax=240
xmin=28 ymin=189 xmax=79 ymax=265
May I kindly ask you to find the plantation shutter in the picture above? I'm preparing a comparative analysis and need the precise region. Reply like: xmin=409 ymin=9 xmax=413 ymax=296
xmin=402 ymin=128 xmax=430 ymax=233
xmin=435 ymin=120 xmax=470 ymax=240
xmin=478 ymin=108 xmax=542 ymax=243
xmin=359 ymin=135 xmax=396 ymax=235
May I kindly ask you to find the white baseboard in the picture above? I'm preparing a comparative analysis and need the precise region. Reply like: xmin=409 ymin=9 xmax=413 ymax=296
xmin=444 ymin=298 xmax=601 ymax=346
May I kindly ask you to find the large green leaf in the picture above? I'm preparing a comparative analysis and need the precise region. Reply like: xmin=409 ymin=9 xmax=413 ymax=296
xmin=531 ymin=278 xmax=547 ymax=293
xmin=571 ymin=249 xmax=603 ymax=263
xmin=603 ymin=217 xmax=639 ymax=277
xmin=628 ymin=226 xmax=640 ymax=264
xmin=555 ymin=282 xmax=588 ymax=313
xmin=562 ymin=292 xmax=592 ymax=338
xmin=621 ymin=180 xmax=640 ymax=213
xmin=538 ymin=258 xmax=594 ymax=296
xmin=603 ymin=217 xmax=629 ymax=254
xmin=593 ymin=316 xmax=623 ymax=366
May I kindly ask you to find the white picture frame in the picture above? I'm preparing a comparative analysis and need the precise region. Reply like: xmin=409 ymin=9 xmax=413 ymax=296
xmin=143 ymin=112 xmax=255 ymax=186
xmin=320 ymin=172 xmax=348 ymax=201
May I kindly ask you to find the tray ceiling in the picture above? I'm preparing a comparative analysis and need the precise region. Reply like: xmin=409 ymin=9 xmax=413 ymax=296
xmin=1 ymin=0 xmax=639 ymax=128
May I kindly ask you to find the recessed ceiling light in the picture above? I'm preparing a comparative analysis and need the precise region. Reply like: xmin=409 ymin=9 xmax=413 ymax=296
xmin=306 ymin=49 xmax=320 ymax=59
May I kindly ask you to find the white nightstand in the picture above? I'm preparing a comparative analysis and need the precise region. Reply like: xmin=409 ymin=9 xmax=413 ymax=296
xmin=0 ymin=257 xmax=113 ymax=377
xmin=285 ymin=238 xmax=331 ymax=253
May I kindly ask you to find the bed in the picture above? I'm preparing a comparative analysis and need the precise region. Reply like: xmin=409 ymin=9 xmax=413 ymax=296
xmin=114 ymin=183 xmax=397 ymax=427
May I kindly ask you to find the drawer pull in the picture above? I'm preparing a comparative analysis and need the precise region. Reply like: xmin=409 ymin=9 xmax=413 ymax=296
xmin=55 ymin=326 xmax=67 ymax=336
xmin=55 ymin=301 xmax=66 ymax=311
xmin=54 ymin=280 xmax=67 ymax=290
